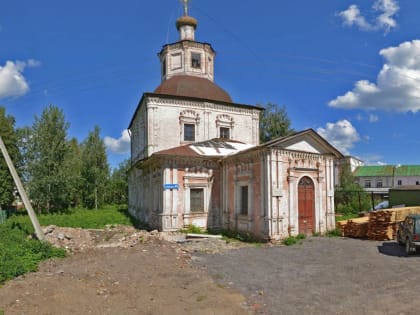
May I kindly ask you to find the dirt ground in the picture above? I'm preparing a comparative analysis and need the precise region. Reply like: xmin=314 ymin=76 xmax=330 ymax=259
xmin=0 ymin=226 xmax=251 ymax=315
xmin=3 ymin=228 xmax=420 ymax=315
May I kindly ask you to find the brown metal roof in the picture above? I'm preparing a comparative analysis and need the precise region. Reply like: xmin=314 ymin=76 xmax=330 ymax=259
xmin=154 ymin=75 xmax=232 ymax=103
xmin=154 ymin=144 xmax=199 ymax=157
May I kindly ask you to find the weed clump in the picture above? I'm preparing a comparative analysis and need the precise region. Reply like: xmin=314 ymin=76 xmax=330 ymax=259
xmin=282 ymin=233 xmax=306 ymax=246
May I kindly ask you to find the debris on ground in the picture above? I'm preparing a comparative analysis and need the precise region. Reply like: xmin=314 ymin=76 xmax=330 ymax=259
xmin=42 ymin=225 xmax=254 ymax=254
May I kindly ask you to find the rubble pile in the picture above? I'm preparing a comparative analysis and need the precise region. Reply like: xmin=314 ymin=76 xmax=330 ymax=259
xmin=42 ymin=225 xmax=187 ymax=253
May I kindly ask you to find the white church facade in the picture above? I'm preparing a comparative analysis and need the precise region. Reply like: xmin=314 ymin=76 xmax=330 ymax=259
xmin=128 ymin=3 xmax=342 ymax=240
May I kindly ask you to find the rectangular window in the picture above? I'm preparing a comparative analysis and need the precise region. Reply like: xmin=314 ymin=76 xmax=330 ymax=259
xmin=398 ymin=180 xmax=402 ymax=186
xmin=171 ymin=53 xmax=182 ymax=70
xmin=162 ymin=58 xmax=166 ymax=76
xmin=417 ymin=181 xmax=420 ymax=186
xmin=240 ymin=186 xmax=248 ymax=215
xmin=376 ymin=181 xmax=383 ymax=188
xmin=364 ymin=180 xmax=371 ymax=188
xmin=191 ymin=53 xmax=201 ymax=69
xmin=184 ymin=124 xmax=195 ymax=141
xmin=190 ymin=189 xmax=204 ymax=212
xmin=220 ymin=127 xmax=230 ymax=139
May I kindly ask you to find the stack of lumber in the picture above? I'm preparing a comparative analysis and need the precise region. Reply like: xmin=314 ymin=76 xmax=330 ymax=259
xmin=367 ymin=206 xmax=420 ymax=241
xmin=337 ymin=217 xmax=369 ymax=238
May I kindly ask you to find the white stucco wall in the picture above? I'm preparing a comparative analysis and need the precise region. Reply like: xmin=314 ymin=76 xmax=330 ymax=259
xmin=130 ymin=95 xmax=261 ymax=163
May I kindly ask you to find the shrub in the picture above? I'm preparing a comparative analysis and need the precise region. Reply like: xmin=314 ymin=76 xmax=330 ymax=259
xmin=180 ymin=224 xmax=204 ymax=234
xmin=326 ymin=229 xmax=342 ymax=237
xmin=283 ymin=234 xmax=306 ymax=246
xmin=0 ymin=222 xmax=66 ymax=284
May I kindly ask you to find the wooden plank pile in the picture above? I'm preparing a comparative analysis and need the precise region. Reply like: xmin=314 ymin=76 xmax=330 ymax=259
xmin=337 ymin=217 xmax=369 ymax=238
xmin=367 ymin=207 xmax=420 ymax=241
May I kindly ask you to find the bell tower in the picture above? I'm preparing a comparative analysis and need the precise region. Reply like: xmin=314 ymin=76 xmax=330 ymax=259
xmin=158 ymin=0 xmax=215 ymax=82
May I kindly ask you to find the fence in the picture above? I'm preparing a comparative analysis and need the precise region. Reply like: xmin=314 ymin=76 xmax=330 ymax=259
xmin=334 ymin=190 xmax=379 ymax=213
xmin=0 ymin=210 xmax=7 ymax=224
xmin=0 ymin=208 xmax=16 ymax=224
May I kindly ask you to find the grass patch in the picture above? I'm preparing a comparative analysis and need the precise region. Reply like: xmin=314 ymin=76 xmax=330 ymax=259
xmin=282 ymin=233 xmax=306 ymax=246
xmin=0 ymin=221 xmax=66 ymax=284
xmin=336 ymin=213 xmax=360 ymax=222
xmin=212 ymin=229 xmax=263 ymax=245
xmin=0 ymin=205 xmax=138 ymax=285
xmin=326 ymin=228 xmax=342 ymax=237
xmin=7 ymin=205 xmax=135 ymax=231
xmin=180 ymin=224 xmax=205 ymax=234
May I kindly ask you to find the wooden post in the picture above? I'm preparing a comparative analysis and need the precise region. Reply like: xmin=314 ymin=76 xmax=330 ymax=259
xmin=0 ymin=135 xmax=45 ymax=240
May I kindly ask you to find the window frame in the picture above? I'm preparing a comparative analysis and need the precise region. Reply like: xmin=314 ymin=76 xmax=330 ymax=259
xmin=190 ymin=188 xmax=204 ymax=213
xmin=220 ymin=127 xmax=230 ymax=139
xmin=191 ymin=52 xmax=201 ymax=69
xmin=183 ymin=123 xmax=195 ymax=142
xmin=240 ymin=185 xmax=249 ymax=216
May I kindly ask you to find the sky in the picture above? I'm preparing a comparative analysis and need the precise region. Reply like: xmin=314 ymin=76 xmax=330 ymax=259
xmin=1 ymin=0 xmax=419 ymax=167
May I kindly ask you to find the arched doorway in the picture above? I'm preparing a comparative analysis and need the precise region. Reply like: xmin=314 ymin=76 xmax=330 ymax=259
xmin=298 ymin=176 xmax=315 ymax=234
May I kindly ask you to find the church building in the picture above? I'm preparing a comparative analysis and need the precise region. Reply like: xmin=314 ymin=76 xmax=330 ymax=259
xmin=128 ymin=2 xmax=343 ymax=240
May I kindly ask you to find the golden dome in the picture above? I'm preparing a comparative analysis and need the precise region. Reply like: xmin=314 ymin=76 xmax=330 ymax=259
xmin=176 ymin=16 xmax=198 ymax=30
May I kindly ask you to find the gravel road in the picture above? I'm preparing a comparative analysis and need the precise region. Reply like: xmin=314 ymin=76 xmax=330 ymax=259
xmin=193 ymin=237 xmax=420 ymax=315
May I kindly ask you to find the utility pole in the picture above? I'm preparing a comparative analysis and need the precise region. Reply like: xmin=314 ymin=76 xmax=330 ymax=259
xmin=0 ymin=135 xmax=44 ymax=240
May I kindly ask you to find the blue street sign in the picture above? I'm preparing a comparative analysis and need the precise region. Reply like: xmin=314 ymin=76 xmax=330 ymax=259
xmin=163 ymin=183 xmax=179 ymax=190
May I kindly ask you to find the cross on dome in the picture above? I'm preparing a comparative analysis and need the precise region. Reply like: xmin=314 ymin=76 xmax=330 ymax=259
xmin=181 ymin=0 xmax=190 ymax=16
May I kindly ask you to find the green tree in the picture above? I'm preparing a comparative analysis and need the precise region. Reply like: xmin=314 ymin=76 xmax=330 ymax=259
xmin=27 ymin=105 xmax=72 ymax=213
xmin=80 ymin=126 xmax=109 ymax=209
xmin=259 ymin=103 xmax=294 ymax=143
xmin=107 ymin=158 xmax=130 ymax=205
xmin=335 ymin=163 xmax=372 ymax=214
xmin=0 ymin=107 xmax=20 ymax=209
xmin=66 ymin=138 xmax=83 ymax=208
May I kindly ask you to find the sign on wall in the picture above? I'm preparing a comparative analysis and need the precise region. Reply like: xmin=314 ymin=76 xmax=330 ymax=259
xmin=163 ymin=183 xmax=179 ymax=190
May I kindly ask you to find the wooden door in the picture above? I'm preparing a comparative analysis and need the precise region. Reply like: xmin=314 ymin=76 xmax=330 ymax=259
xmin=298 ymin=176 xmax=315 ymax=234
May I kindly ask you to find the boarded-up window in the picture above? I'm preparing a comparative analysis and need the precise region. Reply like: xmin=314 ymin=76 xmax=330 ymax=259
xmin=171 ymin=53 xmax=182 ymax=70
xmin=190 ymin=189 xmax=204 ymax=212
xmin=240 ymin=186 xmax=248 ymax=215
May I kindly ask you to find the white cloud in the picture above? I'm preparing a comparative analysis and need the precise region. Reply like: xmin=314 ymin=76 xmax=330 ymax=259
xmin=329 ymin=40 xmax=420 ymax=112
xmin=104 ymin=129 xmax=131 ymax=154
xmin=338 ymin=0 xmax=399 ymax=33
xmin=368 ymin=114 xmax=379 ymax=122
xmin=338 ymin=4 xmax=373 ymax=31
xmin=0 ymin=60 xmax=30 ymax=99
xmin=317 ymin=120 xmax=360 ymax=155
xmin=27 ymin=59 xmax=41 ymax=67
xmin=0 ymin=59 xmax=40 ymax=100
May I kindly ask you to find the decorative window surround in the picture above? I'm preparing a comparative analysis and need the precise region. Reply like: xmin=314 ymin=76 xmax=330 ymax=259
xmin=183 ymin=168 xmax=213 ymax=214
xmin=179 ymin=110 xmax=200 ymax=143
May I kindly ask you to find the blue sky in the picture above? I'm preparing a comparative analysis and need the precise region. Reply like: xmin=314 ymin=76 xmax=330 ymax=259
xmin=1 ymin=0 xmax=419 ymax=167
